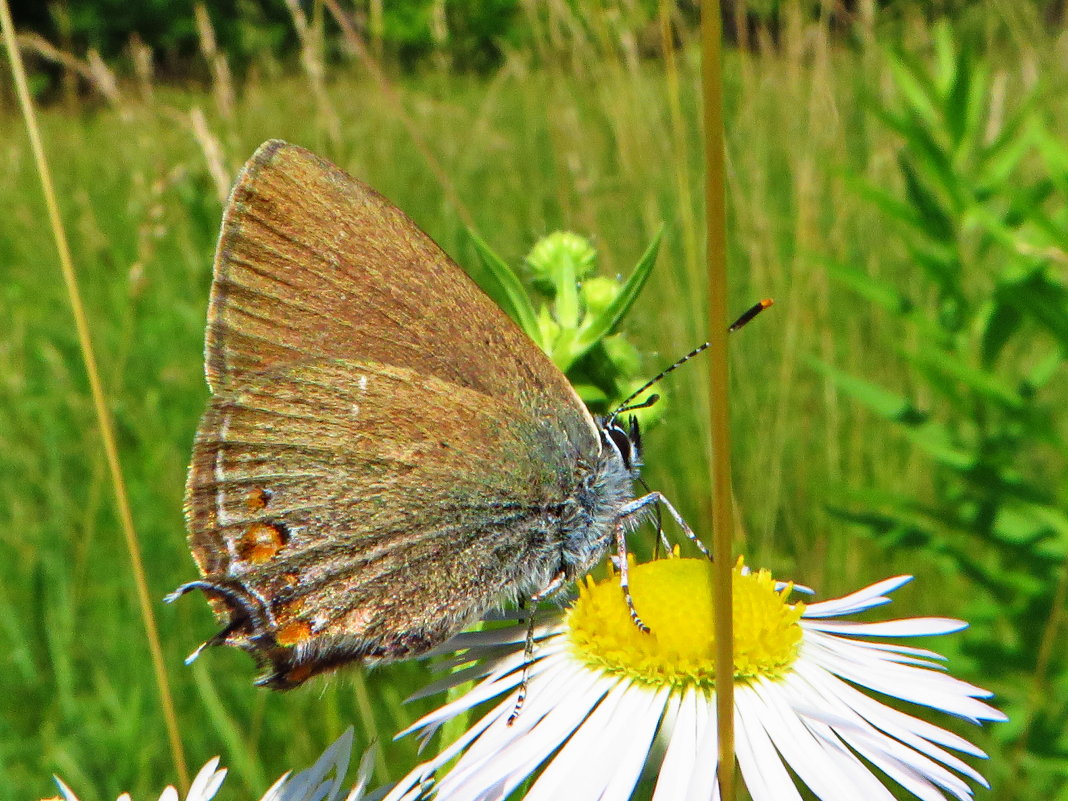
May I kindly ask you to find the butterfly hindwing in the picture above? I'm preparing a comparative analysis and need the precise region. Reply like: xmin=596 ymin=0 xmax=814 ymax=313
xmin=186 ymin=358 xmax=593 ymax=687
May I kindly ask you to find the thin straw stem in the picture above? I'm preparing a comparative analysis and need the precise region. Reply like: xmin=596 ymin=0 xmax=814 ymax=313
xmin=321 ymin=0 xmax=475 ymax=231
xmin=701 ymin=2 xmax=736 ymax=799
xmin=0 ymin=0 xmax=189 ymax=789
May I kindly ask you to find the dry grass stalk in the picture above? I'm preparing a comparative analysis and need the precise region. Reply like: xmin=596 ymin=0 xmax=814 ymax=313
xmin=188 ymin=106 xmax=231 ymax=205
xmin=128 ymin=34 xmax=154 ymax=105
xmin=281 ymin=0 xmax=342 ymax=145
xmin=322 ymin=0 xmax=475 ymax=230
xmin=194 ymin=2 xmax=236 ymax=121
xmin=16 ymin=32 xmax=124 ymax=110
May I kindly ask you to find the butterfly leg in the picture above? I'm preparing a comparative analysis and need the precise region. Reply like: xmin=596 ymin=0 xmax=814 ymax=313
xmin=614 ymin=521 xmax=651 ymax=634
xmin=507 ymin=572 xmax=566 ymax=726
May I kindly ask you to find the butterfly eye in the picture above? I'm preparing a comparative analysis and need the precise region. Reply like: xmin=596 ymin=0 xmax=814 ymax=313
xmin=604 ymin=421 xmax=637 ymax=471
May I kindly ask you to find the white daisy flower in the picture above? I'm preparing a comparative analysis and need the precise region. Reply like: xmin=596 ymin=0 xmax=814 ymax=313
xmin=383 ymin=557 xmax=1006 ymax=801
xmin=51 ymin=728 xmax=374 ymax=801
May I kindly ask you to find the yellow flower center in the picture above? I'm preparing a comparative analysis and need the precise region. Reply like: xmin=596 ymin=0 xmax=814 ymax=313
xmin=566 ymin=558 xmax=805 ymax=690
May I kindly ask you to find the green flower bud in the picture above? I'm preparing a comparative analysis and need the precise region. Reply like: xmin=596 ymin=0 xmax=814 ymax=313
xmin=526 ymin=232 xmax=597 ymax=296
xmin=581 ymin=276 xmax=621 ymax=318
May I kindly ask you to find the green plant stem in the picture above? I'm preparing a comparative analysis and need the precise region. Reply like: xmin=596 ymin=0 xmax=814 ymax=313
xmin=701 ymin=2 xmax=736 ymax=799
xmin=0 ymin=0 xmax=189 ymax=789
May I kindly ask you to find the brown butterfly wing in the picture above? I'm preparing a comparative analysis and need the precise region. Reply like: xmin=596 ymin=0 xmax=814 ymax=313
xmin=206 ymin=140 xmax=586 ymax=421
xmin=186 ymin=358 xmax=594 ymax=688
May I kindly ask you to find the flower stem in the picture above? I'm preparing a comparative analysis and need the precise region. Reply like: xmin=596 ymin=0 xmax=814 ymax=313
xmin=701 ymin=2 xmax=736 ymax=799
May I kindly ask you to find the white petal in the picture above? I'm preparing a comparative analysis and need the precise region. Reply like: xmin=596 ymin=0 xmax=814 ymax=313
xmin=685 ymin=691 xmax=719 ymax=801
xmin=409 ymin=640 xmax=566 ymax=701
xmin=159 ymin=788 xmax=180 ymax=801
xmin=259 ymin=772 xmax=292 ymax=801
xmin=279 ymin=728 xmax=353 ymax=801
xmin=53 ymin=776 xmax=81 ymax=801
xmin=734 ymin=686 xmax=802 ymax=801
xmin=783 ymin=671 xmax=976 ymax=801
xmin=803 ymin=576 xmax=913 ymax=617
xmin=437 ymin=666 xmax=613 ymax=801
xmin=341 ymin=746 xmax=377 ymax=801
xmin=802 ymin=636 xmax=1003 ymax=723
xmin=750 ymin=677 xmax=896 ymax=801
xmin=651 ymin=690 xmax=702 ymax=801
xmin=589 ymin=685 xmax=667 ymax=801
xmin=186 ymin=758 xmax=226 ymax=801
xmin=804 ymin=618 xmax=967 ymax=637
xmin=794 ymin=663 xmax=990 ymax=779
xmin=397 ymin=662 xmax=528 ymax=739
xmin=453 ymin=670 xmax=619 ymax=801
xmin=838 ymin=724 xmax=973 ymax=801
xmin=426 ymin=621 xmax=560 ymax=655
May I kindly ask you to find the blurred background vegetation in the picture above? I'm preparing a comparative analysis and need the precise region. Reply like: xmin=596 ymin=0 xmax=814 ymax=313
xmin=1 ymin=1 xmax=1066 ymax=799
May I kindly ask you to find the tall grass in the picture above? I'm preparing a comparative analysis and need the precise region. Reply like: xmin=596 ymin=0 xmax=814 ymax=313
xmin=0 ymin=5 xmax=1061 ymax=800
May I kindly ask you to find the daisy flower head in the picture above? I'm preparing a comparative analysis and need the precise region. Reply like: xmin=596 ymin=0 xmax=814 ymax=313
xmin=384 ymin=557 xmax=1006 ymax=801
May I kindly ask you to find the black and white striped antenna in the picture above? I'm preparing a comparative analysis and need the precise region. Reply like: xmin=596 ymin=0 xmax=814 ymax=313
xmin=609 ymin=298 xmax=773 ymax=420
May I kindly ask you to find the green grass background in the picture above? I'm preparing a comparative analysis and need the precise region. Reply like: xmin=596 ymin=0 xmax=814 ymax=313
xmin=1 ymin=5 xmax=1062 ymax=801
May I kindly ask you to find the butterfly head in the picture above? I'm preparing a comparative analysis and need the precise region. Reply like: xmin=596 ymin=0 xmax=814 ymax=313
xmin=598 ymin=415 xmax=642 ymax=476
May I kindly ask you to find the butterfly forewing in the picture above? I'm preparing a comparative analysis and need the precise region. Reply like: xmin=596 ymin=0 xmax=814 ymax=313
xmin=207 ymin=140 xmax=587 ymax=418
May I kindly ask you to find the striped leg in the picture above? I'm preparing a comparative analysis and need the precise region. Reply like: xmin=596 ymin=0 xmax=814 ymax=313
xmin=507 ymin=571 xmax=566 ymax=726
xmin=615 ymin=522 xmax=650 ymax=634
xmin=614 ymin=491 xmax=707 ymax=635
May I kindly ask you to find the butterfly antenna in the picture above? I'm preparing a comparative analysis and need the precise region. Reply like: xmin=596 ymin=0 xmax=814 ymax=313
xmin=609 ymin=298 xmax=773 ymax=422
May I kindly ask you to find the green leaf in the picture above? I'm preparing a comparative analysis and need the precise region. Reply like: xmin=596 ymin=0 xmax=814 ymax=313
xmin=555 ymin=226 xmax=662 ymax=371
xmin=979 ymin=302 xmax=1023 ymax=368
xmin=900 ymin=157 xmax=956 ymax=242
xmin=902 ymin=419 xmax=977 ymax=470
xmin=823 ymin=259 xmax=912 ymax=314
xmin=885 ymin=50 xmax=940 ymax=129
xmin=901 ymin=138 xmax=965 ymax=221
xmin=844 ymin=174 xmax=923 ymax=230
xmin=571 ymin=382 xmax=609 ymax=406
xmin=904 ymin=238 xmax=960 ymax=293
xmin=905 ymin=346 xmax=1026 ymax=410
xmin=1026 ymin=349 xmax=1063 ymax=391
xmin=960 ymin=59 xmax=990 ymax=160
xmin=467 ymin=230 xmax=541 ymax=345
xmin=944 ymin=40 xmax=972 ymax=149
xmin=933 ymin=20 xmax=958 ymax=94
xmin=807 ymin=358 xmax=915 ymax=420
xmin=976 ymin=110 xmax=1034 ymax=188
xmin=1007 ymin=271 xmax=1068 ymax=349
xmin=992 ymin=502 xmax=1053 ymax=547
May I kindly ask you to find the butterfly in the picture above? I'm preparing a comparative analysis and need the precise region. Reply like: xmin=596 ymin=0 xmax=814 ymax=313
xmin=166 ymin=141 xmax=703 ymax=689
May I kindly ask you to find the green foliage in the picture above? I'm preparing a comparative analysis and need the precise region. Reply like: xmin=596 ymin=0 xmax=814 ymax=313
xmin=12 ymin=0 xmax=519 ymax=75
xmin=821 ymin=21 xmax=1068 ymax=790
xmin=348 ymin=0 xmax=521 ymax=69
xmin=470 ymin=230 xmax=663 ymax=423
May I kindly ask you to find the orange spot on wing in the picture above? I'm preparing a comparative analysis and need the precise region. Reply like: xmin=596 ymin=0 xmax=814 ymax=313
xmin=276 ymin=620 xmax=313 ymax=646
xmin=237 ymin=521 xmax=289 ymax=564
xmin=245 ymin=487 xmax=271 ymax=511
